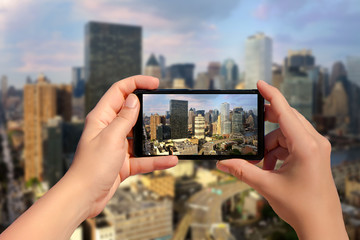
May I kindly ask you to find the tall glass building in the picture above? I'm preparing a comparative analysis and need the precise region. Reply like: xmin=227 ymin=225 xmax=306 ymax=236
xmin=85 ymin=21 xmax=141 ymax=114
xmin=170 ymin=100 xmax=188 ymax=139
xmin=220 ymin=59 xmax=239 ymax=90
xmin=220 ymin=102 xmax=230 ymax=134
xmin=245 ymin=33 xmax=272 ymax=89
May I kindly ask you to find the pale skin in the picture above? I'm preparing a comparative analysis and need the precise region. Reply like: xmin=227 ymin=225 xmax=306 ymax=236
xmin=0 ymin=77 xmax=347 ymax=239
xmin=217 ymin=80 xmax=348 ymax=239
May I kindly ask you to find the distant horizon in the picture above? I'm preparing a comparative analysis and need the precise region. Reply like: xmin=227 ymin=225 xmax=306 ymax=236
xmin=143 ymin=94 xmax=257 ymax=116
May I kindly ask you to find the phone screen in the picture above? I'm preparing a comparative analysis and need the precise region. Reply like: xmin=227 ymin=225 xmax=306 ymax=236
xmin=140 ymin=92 xmax=261 ymax=158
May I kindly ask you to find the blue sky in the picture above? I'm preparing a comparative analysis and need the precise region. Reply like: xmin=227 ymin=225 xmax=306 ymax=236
xmin=143 ymin=94 xmax=257 ymax=116
xmin=0 ymin=0 xmax=359 ymax=88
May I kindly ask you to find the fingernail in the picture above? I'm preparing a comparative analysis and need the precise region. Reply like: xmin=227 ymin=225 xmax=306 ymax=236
xmin=125 ymin=94 xmax=138 ymax=108
xmin=217 ymin=163 xmax=230 ymax=174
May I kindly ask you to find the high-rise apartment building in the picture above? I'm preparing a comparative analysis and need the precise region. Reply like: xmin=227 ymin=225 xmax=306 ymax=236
xmin=150 ymin=114 xmax=161 ymax=140
xmin=221 ymin=59 xmax=239 ymax=90
xmin=245 ymin=33 xmax=272 ymax=89
xmin=170 ymin=100 xmax=188 ymax=139
xmin=24 ymin=74 xmax=57 ymax=181
xmin=194 ymin=114 xmax=205 ymax=139
xmin=347 ymin=56 xmax=360 ymax=86
xmin=85 ymin=21 xmax=141 ymax=114
xmin=144 ymin=54 xmax=161 ymax=80
xmin=72 ymin=67 xmax=85 ymax=120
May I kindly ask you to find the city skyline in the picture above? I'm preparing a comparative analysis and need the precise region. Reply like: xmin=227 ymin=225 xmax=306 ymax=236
xmin=143 ymin=94 xmax=258 ymax=116
xmin=1 ymin=0 xmax=359 ymax=87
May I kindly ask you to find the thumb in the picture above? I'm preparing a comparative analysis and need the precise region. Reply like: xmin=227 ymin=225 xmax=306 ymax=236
xmin=101 ymin=93 xmax=140 ymax=140
xmin=217 ymin=159 xmax=270 ymax=191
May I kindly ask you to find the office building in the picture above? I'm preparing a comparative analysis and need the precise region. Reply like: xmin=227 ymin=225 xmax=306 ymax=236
xmin=217 ymin=115 xmax=221 ymax=135
xmin=170 ymin=100 xmax=188 ymax=139
xmin=194 ymin=114 xmax=205 ymax=139
xmin=220 ymin=102 xmax=230 ymax=134
xmin=347 ymin=56 xmax=360 ymax=86
xmin=144 ymin=53 xmax=161 ymax=80
xmin=245 ymin=33 xmax=272 ymax=88
xmin=207 ymin=62 xmax=221 ymax=79
xmin=221 ymin=58 xmax=239 ymax=89
xmin=56 ymin=84 xmax=72 ymax=122
xmin=72 ymin=67 xmax=85 ymax=120
xmin=24 ymin=74 xmax=57 ymax=181
xmin=158 ymin=55 xmax=166 ymax=78
xmin=232 ymin=110 xmax=244 ymax=134
xmin=223 ymin=121 xmax=231 ymax=135
xmin=167 ymin=64 xmax=195 ymax=88
xmin=85 ymin=21 xmax=141 ymax=114
xmin=284 ymin=49 xmax=315 ymax=70
xmin=194 ymin=72 xmax=212 ymax=89
xmin=211 ymin=122 xmax=217 ymax=135
xmin=188 ymin=108 xmax=195 ymax=133
xmin=212 ymin=109 xmax=219 ymax=123
xmin=330 ymin=61 xmax=347 ymax=89
xmin=150 ymin=114 xmax=161 ymax=140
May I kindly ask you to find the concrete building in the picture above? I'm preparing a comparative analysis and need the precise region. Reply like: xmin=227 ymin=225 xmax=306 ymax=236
xmin=194 ymin=114 xmax=205 ymax=139
xmin=150 ymin=114 xmax=161 ymax=140
xmin=144 ymin=53 xmax=161 ymax=80
xmin=188 ymin=108 xmax=195 ymax=133
xmin=85 ymin=21 xmax=141 ymax=114
xmin=220 ymin=58 xmax=239 ymax=89
xmin=217 ymin=115 xmax=221 ymax=135
xmin=245 ymin=32 xmax=272 ymax=89
xmin=24 ymin=74 xmax=57 ymax=182
xmin=170 ymin=100 xmax=188 ymax=139
xmin=107 ymin=189 xmax=173 ymax=240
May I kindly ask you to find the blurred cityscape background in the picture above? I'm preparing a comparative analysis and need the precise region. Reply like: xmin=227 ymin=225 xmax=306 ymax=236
xmin=1 ymin=1 xmax=360 ymax=239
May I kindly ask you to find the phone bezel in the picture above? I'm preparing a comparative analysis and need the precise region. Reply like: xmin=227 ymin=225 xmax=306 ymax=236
xmin=133 ymin=89 xmax=264 ymax=160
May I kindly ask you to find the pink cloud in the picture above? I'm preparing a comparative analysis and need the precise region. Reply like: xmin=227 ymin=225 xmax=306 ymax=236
xmin=253 ymin=3 xmax=269 ymax=20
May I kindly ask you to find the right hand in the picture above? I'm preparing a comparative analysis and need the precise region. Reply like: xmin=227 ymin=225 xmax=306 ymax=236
xmin=217 ymin=80 xmax=348 ymax=239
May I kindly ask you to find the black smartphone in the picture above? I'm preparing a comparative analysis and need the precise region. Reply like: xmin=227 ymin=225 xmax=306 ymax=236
xmin=133 ymin=89 xmax=264 ymax=160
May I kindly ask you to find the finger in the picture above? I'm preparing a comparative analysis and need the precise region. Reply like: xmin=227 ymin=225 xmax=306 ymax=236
xmin=265 ymin=104 xmax=277 ymax=123
xmin=120 ymin=156 xmax=178 ymax=181
xmin=263 ymin=146 xmax=289 ymax=170
xmin=101 ymin=94 xmax=140 ymax=141
xmin=265 ymin=128 xmax=287 ymax=153
xmin=291 ymin=108 xmax=318 ymax=137
xmin=257 ymin=80 xmax=308 ymax=146
xmin=217 ymin=159 xmax=271 ymax=190
xmin=86 ymin=75 xmax=158 ymax=131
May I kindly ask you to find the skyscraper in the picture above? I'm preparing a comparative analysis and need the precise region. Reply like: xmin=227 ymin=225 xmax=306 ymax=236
xmin=56 ymin=84 xmax=72 ymax=122
xmin=158 ymin=55 xmax=166 ymax=78
xmin=24 ymin=74 xmax=57 ymax=182
xmin=170 ymin=100 xmax=188 ymax=139
xmin=145 ymin=53 xmax=161 ymax=80
xmin=232 ymin=110 xmax=244 ymax=134
xmin=207 ymin=62 xmax=221 ymax=80
xmin=347 ymin=56 xmax=360 ymax=86
xmin=245 ymin=33 xmax=272 ymax=89
xmin=223 ymin=121 xmax=231 ymax=135
xmin=194 ymin=114 xmax=205 ymax=139
xmin=188 ymin=108 xmax=195 ymax=133
xmin=220 ymin=59 xmax=239 ymax=90
xmin=284 ymin=49 xmax=315 ymax=70
xmin=72 ymin=67 xmax=85 ymax=120
xmin=220 ymin=102 xmax=230 ymax=134
xmin=85 ymin=21 xmax=141 ymax=114
xmin=330 ymin=61 xmax=347 ymax=89
xmin=167 ymin=64 xmax=195 ymax=88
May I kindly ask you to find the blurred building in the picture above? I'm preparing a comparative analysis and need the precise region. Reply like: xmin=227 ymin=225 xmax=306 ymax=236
xmin=166 ymin=64 xmax=195 ymax=88
xmin=56 ymin=84 xmax=72 ymax=122
xmin=1 ymin=75 xmax=8 ymax=105
xmin=164 ymin=160 xmax=195 ymax=178
xmin=158 ymin=55 xmax=166 ymax=78
xmin=245 ymin=32 xmax=272 ymax=89
xmin=144 ymin=53 xmax=161 ymax=80
xmin=172 ymin=78 xmax=187 ymax=89
xmin=85 ymin=21 xmax=141 ymax=114
xmin=208 ymin=62 xmax=221 ymax=80
xmin=221 ymin=59 xmax=239 ymax=90
xmin=70 ymin=225 xmax=83 ymax=240
xmin=284 ymin=49 xmax=315 ymax=70
xmin=347 ymin=56 xmax=360 ymax=86
xmin=84 ymin=213 xmax=115 ymax=240
xmin=194 ymin=114 xmax=205 ymax=139
xmin=330 ymin=61 xmax=347 ymax=90
xmin=271 ymin=63 xmax=283 ymax=90
xmin=170 ymin=100 xmax=188 ymax=139
xmin=141 ymin=172 xmax=175 ymax=198
xmin=194 ymin=72 xmax=211 ymax=89
xmin=72 ymin=67 xmax=85 ymax=120
xmin=106 ymin=189 xmax=173 ymax=240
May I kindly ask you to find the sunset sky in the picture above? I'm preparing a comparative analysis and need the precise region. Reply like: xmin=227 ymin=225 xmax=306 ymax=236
xmin=0 ymin=0 xmax=359 ymax=88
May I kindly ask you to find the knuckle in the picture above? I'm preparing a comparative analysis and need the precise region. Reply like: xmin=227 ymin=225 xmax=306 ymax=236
xmin=230 ymin=167 xmax=244 ymax=182
xmin=321 ymin=137 xmax=332 ymax=152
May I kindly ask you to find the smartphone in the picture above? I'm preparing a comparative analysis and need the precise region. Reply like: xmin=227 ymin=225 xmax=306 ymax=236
xmin=133 ymin=89 xmax=264 ymax=160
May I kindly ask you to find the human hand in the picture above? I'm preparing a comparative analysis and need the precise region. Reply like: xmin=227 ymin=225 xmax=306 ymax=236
xmin=67 ymin=75 xmax=178 ymax=219
xmin=217 ymin=80 xmax=347 ymax=239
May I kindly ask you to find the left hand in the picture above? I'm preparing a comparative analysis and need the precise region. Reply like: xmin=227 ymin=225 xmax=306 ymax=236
xmin=67 ymin=75 xmax=178 ymax=218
